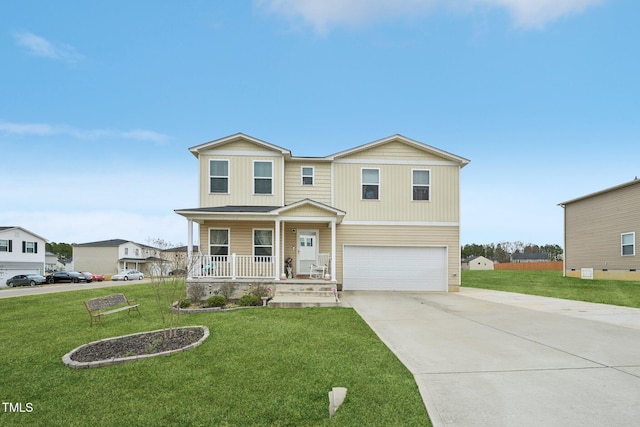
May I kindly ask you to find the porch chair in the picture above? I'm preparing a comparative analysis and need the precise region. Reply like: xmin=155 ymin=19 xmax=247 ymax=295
xmin=310 ymin=253 xmax=330 ymax=279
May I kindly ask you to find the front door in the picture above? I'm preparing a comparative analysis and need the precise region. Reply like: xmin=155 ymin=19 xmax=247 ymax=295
xmin=297 ymin=231 xmax=317 ymax=275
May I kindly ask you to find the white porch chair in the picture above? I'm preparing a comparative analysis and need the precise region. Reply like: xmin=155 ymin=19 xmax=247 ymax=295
xmin=310 ymin=253 xmax=330 ymax=279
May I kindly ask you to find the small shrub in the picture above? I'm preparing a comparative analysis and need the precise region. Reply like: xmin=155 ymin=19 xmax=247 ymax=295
xmin=205 ymin=295 xmax=227 ymax=308
xmin=247 ymin=283 xmax=270 ymax=298
xmin=187 ymin=283 xmax=206 ymax=302
xmin=238 ymin=294 xmax=260 ymax=307
xmin=218 ymin=282 xmax=238 ymax=299
xmin=179 ymin=299 xmax=191 ymax=309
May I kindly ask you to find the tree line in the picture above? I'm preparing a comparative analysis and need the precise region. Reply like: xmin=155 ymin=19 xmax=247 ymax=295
xmin=461 ymin=242 xmax=563 ymax=264
xmin=46 ymin=242 xmax=73 ymax=262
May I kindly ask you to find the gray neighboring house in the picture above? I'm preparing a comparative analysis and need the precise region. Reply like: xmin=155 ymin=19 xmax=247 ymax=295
xmin=72 ymin=239 xmax=162 ymax=275
xmin=559 ymin=178 xmax=640 ymax=281
xmin=0 ymin=226 xmax=47 ymax=283
xmin=511 ymin=253 xmax=549 ymax=263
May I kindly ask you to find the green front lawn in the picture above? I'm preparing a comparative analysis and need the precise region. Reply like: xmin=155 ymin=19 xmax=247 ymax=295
xmin=462 ymin=270 xmax=640 ymax=308
xmin=0 ymin=284 xmax=429 ymax=426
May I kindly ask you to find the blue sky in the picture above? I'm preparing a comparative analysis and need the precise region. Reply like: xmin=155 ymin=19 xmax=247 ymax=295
xmin=1 ymin=0 xmax=639 ymax=247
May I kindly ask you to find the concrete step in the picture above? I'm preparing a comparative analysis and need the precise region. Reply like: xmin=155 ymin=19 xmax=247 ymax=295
xmin=276 ymin=290 xmax=337 ymax=297
xmin=268 ymin=295 xmax=341 ymax=308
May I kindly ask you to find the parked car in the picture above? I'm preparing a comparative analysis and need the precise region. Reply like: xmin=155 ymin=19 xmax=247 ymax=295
xmin=81 ymin=272 xmax=105 ymax=282
xmin=45 ymin=271 xmax=87 ymax=284
xmin=77 ymin=272 xmax=94 ymax=283
xmin=111 ymin=270 xmax=144 ymax=281
xmin=168 ymin=269 xmax=187 ymax=276
xmin=5 ymin=274 xmax=47 ymax=287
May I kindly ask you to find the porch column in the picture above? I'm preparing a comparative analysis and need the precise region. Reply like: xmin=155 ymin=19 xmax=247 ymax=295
xmin=274 ymin=219 xmax=281 ymax=280
xmin=187 ymin=219 xmax=194 ymax=257
xmin=331 ymin=218 xmax=336 ymax=281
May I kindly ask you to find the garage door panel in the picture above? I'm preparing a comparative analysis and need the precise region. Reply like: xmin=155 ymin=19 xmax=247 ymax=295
xmin=343 ymin=246 xmax=447 ymax=291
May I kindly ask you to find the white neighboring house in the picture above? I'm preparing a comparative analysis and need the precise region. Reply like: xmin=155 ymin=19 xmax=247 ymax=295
xmin=462 ymin=255 xmax=495 ymax=271
xmin=0 ymin=226 xmax=47 ymax=283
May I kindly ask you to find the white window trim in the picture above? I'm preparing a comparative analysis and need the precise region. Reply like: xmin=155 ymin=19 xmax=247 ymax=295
xmin=253 ymin=228 xmax=274 ymax=258
xmin=253 ymin=160 xmax=274 ymax=195
xmin=209 ymin=228 xmax=230 ymax=256
xmin=301 ymin=166 xmax=314 ymax=186
xmin=0 ymin=239 xmax=9 ymax=252
xmin=209 ymin=159 xmax=230 ymax=194
xmin=621 ymin=232 xmax=635 ymax=256
xmin=361 ymin=167 xmax=380 ymax=201
xmin=411 ymin=168 xmax=431 ymax=202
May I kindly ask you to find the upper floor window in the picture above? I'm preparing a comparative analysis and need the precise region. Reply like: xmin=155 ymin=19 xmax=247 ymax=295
xmin=622 ymin=232 xmax=635 ymax=256
xmin=210 ymin=229 xmax=229 ymax=256
xmin=210 ymin=160 xmax=229 ymax=193
xmin=124 ymin=248 xmax=129 ymax=256
xmin=302 ymin=167 xmax=314 ymax=186
xmin=412 ymin=169 xmax=430 ymax=201
xmin=0 ymin=239 xmax=11 ymax=252
xmin=22 ymin=241 xmax=38 ymax=254
xmin=135 ymin=248 xmax=140 ymax=257
xmin=253 ymin=229 xmax=273 ymax=258
xmin=362 ymin=168 xmax=380 ymax=200
xmin=254 ymin=161 xmax=273 ymax=194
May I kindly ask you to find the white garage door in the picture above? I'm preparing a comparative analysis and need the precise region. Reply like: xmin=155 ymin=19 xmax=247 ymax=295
xmin=343 ymin=246 xmax=447 ymax=291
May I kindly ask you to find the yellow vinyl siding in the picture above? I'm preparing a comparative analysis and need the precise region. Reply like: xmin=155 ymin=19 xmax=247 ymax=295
xmin=336 ymin=224 xmax=460 ymax=290
xmin=73 ymin=246 xmax=119 ymax=275
xmin=333 ymin=163 xmax=460 ymax=222
xmin=198 ymin=154 xmax=283 ymax=207
xmin=345 ymin=141 xmax=447 ymax=161
xmin=284 ymin=161 xmax=332 ymax=205
xmin=200 ymin=221 xmax=275 ymax=256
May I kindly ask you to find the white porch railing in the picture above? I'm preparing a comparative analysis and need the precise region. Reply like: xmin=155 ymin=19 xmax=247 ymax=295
xmin=190 ymin=254 xmax=275 ymax=279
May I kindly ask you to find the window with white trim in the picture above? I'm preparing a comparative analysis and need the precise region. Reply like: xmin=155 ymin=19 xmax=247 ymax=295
xmin=210 ymin=160 xmax=229 ymax=193
xmin=253 ymin=229 xmax=273 ymax=258
xmin=254 ymin=161 xmax=273 ymax=194
xmin=209 ymin=229 xmax=230 ymax=256
xmin=302 ymin=166 xmax=314 ymax=186
xmin=622 ymin=232 xmax=635 ymax=256
xmin=22 ymin=241 xmax=37 ymax=253
xmin=412 ymin=169 xmax=430 ymax=201
xmin=362 ymin=168 xmax=380 ymax=200
xmin=0 ymin=239 xmax=11 ymax=252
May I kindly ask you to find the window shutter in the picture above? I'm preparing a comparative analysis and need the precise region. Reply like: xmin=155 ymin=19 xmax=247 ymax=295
xmin=22 ymin=241 xmax=26 ymax=253
xmin=34 ymin=242 xmax=38 ymax=253
xmin=8 ymin=240 xmax=12 ymax=252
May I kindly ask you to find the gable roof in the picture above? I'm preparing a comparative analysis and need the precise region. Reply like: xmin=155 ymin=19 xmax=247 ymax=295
xmin=0 ymin=226 xmax=48 ymax=242
xmin=559 ymin=178 xmax=640 ymax=206
xmin=188 ymin=133 xmax=291 ymax=158
xmin=328 ymin=134 xmax=470 ymax=167
xmin=73 ymin=239 xmax=153 ymax=248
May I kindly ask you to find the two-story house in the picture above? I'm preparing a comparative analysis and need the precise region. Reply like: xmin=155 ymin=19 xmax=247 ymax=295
xmin=175 ymin=133 xmax=469 ymax=292
xmin=73 ymin=239 xmax=163 ymax=275
xmin=0 ymin=226 xmax=47 ymax=283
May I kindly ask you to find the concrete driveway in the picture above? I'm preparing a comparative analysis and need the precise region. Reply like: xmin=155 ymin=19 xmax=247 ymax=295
xmin=342 ymin=289 xmax=640 ymax=427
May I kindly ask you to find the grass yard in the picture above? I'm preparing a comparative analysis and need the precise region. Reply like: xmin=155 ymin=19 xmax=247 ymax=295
xmin=462 ymin=269 xmax=640 ymax=308
xmin=0 ymin=284 xmax=429 ymax=426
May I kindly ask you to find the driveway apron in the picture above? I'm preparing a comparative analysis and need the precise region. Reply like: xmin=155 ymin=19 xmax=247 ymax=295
xmin=342 ymin=291 xmax=640 ymax=427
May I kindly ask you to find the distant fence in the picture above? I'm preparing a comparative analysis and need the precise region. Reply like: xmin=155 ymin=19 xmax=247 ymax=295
xmin=494 ymin=261 xmax=563 ymax=271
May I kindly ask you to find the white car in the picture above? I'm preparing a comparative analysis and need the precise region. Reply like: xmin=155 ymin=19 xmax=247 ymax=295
xmin=111 ymin=270 xmax=144 ymax=281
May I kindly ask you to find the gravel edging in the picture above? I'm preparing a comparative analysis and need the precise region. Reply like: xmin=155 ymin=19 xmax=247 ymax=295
xmin=62 ymin=325 xmax=209 ymax=369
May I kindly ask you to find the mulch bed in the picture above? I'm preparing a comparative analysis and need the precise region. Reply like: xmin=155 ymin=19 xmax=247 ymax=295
xmin=70 ymin=327 xmax=205 ymax=362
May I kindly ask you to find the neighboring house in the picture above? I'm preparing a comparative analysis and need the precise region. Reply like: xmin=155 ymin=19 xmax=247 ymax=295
xmin=44 ymin=251 xmax=64 ymax=272
xmin=559 ymin=178 xmax=640 ymax=281
xmin=462 ymin=255 xmax=494 ymax=270
xmin=163 ymin=245 xmax=200 ymax=273
xmin=175 ymin=133 xmax=469 ymax=291
xmin=0 ymin=226 xmax=47 ymax=283
xmin=72 ymin=239 xmax=163 ymax=275
xmin=511 ymin=253 xmax=550 ymax=263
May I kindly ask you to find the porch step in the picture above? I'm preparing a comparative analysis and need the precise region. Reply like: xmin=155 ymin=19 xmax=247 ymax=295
xmin=268 ymin=295 xmax=341 ymax=308
xmin=269 ymin=282 xmax=341 ymax=308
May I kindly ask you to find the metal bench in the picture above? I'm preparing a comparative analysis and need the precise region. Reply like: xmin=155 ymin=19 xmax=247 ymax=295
xmin=83 ymin=293 xmax=140 ymax=327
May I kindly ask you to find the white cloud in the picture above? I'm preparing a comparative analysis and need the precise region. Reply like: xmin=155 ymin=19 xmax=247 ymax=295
xmin=12 ymin=31 xmax=83 ymax=62
xmin=256 ymin=0 xmax=605 ymax=32
xmin=0 ymin=120 xmax=169 ymax=143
